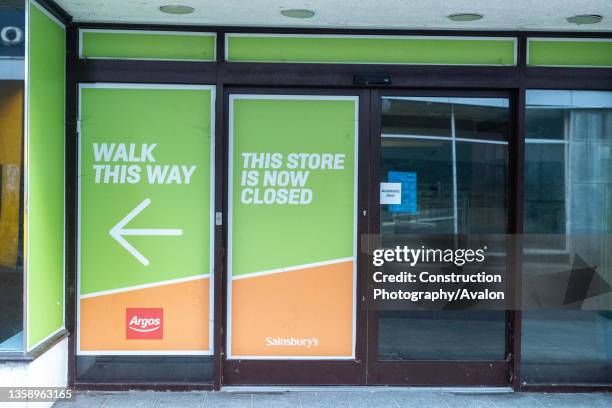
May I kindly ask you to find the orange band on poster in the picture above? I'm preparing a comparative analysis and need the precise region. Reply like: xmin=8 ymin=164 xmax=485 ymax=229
xmin=231 ymin=260 xmax=353 ymax=357
xmin=80 ymin=277 xmax=209 ymax=351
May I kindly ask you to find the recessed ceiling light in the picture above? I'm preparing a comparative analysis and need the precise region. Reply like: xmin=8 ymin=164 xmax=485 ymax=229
xmin=159 ymin=5 xmax=195 ymax=15
xmin=567 ymin=14 xmax=603 ymax=25
xmin=281 ymin=9 xmax=315 ymax=19
xmin=448 ymin=13 xmax=484 ymax=22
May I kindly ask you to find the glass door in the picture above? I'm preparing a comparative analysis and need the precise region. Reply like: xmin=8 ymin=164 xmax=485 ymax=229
xmin=222 ymin=88 xmax=367 ymax=385
xmin=367 ymin=91 xmax=513 ymax=385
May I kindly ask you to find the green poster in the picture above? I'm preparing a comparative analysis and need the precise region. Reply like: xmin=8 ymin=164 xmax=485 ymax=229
xmin=78 ymin=84 xmax=214 ymax=354
xmin=229 ymin=95 xmax=358 ymax=358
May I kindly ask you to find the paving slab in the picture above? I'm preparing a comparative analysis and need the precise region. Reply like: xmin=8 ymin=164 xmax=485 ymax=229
xmin=204 ymin=392 xmax=253 ymax=408
xmin=51 ymin=390 xmax=612 ymax=408
xmin=102 ymin=391 xmax=159 ymax=408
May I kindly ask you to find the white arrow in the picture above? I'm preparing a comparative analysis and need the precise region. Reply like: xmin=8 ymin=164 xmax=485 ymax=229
xmin=109 ymin=198 xmax=183 ymax=266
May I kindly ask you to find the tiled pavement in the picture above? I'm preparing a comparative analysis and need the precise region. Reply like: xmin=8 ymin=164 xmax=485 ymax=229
xmin=53 ymin=389 xmax=612 ymax=408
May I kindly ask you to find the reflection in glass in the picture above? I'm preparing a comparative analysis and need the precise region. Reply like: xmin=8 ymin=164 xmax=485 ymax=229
xmin=381 ymin=97 xmax=451 ymax=137
xmin=378 ymin=97 xmax=509 ymax=360
xmin=454 ymin=99 xmax=509 ymax=141
xmin=522 ymin=90 xmax=612 ymax=385
xmin=456 ymin=141 xmax=508 ymax=234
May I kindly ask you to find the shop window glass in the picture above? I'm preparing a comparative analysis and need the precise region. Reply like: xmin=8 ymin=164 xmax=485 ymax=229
xmin=522 ymin=90 xmax=612 ymax=384
xmin=379 ymin=97 xmax=509 ymax=360
xmin=0 ymin=0 xmax=25 ymax=352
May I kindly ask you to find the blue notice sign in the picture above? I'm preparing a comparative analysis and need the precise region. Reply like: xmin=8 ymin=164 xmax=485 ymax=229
xmin=388 ymin=171 xmax=417 ymax=214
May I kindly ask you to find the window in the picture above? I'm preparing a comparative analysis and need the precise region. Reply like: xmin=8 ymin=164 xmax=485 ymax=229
xmin=522 ymin=90 xmax=612 ymax=385
xmin=379 ymin=96 xmax=509 ymax=360
xmin=0 ymin=0 xmax=25 ymax=352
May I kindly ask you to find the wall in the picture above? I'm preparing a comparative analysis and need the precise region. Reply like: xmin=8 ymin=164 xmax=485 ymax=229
xmin=0 ymin=338 xmax=68 ymax=407
xmin=26 ymin=0 xmax=65 ymax=351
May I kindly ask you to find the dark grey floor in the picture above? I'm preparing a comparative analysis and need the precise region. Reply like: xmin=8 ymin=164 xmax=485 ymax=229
xmin=53 ymin=390 xmax=612 ymax=408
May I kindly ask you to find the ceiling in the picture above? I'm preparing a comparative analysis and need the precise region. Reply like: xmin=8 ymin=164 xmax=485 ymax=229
xmin=55 ymin=0 xmax=612 ymax=31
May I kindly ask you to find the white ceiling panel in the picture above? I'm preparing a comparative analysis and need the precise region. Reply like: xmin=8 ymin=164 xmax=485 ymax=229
xmin=56 ymin=0 xmax=612 ymax=31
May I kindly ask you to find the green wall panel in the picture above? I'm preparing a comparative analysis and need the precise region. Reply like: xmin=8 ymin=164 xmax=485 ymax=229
xmin=528 ymin=39 xmax=612 ymax=67
xmin=80 ymin=30 xmax=216 ymax=61
xmin=26 ymin=1 xmax=65 ymax=350
xmin=226 ymin=34 xmax=517 ymax=65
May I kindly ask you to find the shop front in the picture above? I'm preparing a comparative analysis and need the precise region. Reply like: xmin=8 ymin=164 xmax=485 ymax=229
xmin=1 ymin=0 xmax=611 ymax=394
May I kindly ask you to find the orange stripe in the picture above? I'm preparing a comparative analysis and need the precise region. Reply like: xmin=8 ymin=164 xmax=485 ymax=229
xmin=80 ymin=278 xmax=209 ymax=351
xmin=232 ymin=261 xmax=353 ymax=357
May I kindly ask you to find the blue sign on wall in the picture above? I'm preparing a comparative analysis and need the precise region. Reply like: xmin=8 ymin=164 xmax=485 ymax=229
xmin=388 ymin=171 xmax=417 ymax=214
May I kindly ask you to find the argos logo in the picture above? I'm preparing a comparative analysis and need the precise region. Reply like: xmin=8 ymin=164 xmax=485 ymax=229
xmin=126 ymin=308 xmax=163 ymax=340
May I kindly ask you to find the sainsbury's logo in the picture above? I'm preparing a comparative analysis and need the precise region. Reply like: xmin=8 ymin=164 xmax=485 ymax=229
xmin=126 ymin=308 xmax=163 ymax=340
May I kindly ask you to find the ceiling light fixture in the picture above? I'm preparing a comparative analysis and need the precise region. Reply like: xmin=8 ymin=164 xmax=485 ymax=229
xmin=567 ymin=14 xmax=603 ymax=25
xmin=159 ymin=5 xmax=195 ymax=15
xmin=448 ymin=13 xmax=484 ymax=22
xmin=280 ymin=9 xmax=316 ymax=19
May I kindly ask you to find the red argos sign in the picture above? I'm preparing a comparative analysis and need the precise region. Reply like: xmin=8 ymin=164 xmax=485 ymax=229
xmin=126 ymin=308 xmax=163 ymax=340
